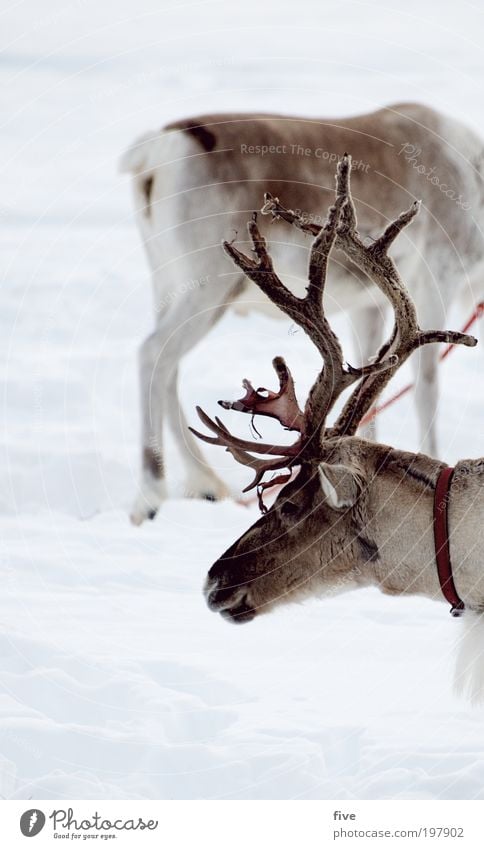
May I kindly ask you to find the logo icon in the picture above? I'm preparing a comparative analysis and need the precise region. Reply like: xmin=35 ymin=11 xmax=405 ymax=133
xmin=20 ymin=809 xmax=46 ymax=837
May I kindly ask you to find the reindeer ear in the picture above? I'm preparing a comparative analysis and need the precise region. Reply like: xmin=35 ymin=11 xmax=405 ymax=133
xmin=318 ymin=462 xmax=362 ymax=509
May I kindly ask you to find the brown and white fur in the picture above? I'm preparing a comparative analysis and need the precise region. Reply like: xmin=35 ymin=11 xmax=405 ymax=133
xmin=120 ymin=102 xmax=484 ymax=525
xmin=205 ymin=442 xmax=484 ymax=620
xmin=205 ymin=439 xmax=484 ymax=700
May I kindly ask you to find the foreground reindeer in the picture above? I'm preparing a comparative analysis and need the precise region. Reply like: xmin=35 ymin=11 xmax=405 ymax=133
xmin=193 ymin=157 xmax=484 ymax=670
xmin=121 ymin=103 xmax=484 ymax=524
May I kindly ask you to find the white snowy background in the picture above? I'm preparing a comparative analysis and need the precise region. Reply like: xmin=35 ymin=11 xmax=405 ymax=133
xmin=2 ymin=0 xmax=484 ymax=799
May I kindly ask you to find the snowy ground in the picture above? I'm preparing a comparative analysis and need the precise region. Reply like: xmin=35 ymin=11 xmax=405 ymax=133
xmin=2 ymin=0 xmax=484 ymax=799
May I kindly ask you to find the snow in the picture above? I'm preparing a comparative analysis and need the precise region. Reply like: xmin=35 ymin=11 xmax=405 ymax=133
xmin=2 ymin=0 xmax=484 ymax=799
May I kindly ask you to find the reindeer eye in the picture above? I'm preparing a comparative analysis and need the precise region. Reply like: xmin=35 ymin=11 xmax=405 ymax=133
xmin=280 ymin=500 xmax=299 ymax=517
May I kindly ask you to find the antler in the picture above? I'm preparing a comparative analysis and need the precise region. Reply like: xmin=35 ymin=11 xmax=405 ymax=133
xmin=190 ymin=409 xmax=295 ymax=504
xmin=260 ymin=156 xmax=476 ymax=436
xmin=191 ymin=154 xmax=477 ymax=504
xmin=218 ymin=356 xmax=304 ymax=433
xmin=189 ymin=360 xmax=304 ymax=503
xmin=329 ymin=189 xmax=477 ymax=434
xmin=224 ymin=159 xmax=399 ymax=441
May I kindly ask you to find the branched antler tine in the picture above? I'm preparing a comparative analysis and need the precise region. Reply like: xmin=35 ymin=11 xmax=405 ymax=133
xmin=225 ymin=208 xmax=343 ymax=385
xmin=262 ymin=158 xmax=354 ymax=241
xmin=225 ymin=161 xmax=374 ymax=432
xmin=229 ymin=226 xmax=351 ymax=430
xmin=217 ymin=443 xmax=291 ymax=492
xmin=189 ymin=414 xmax=293 ymax=487
xmin=346 ymin=353 xmax=399 ymax=378
xmin=248 ymin=213 xmax=273 ymax=268
xmin=336 ymin=181 xmax=420 ymax=337
xmin=225 ymin=445 xmax=289 ymax=475
xmin=261 ymin=192 xmax=321 ymax=236
xmin=189 ymin=407 xmax=298 ymax=457
xmin=335 ymin=153 xmax=356 ymax=231
xmin=223 ymin=221 xmax=300 ymax=318
xmin=307 ymin=189 xmax=347 ymax=308
xmin=300 ymin=155 xmax=363 ymax=427
xmin=218 ymin=357 xmax=304 ymax=432
xmin=188 ymin=427 xmax=220 ymax=447
xmin=417 ymin=329 xmax=477 ymax=349
xmin=194 ymin=405 xmax=226 ymax=435
xmin=208 ymin=440 xmax=292 ymax=493
xmin=222 ymin=241 xmax=258 ymax=272
xmin=332 ymin=183 xmax=477 ymax=435
xmin=242 ymin=459 xmax=293 ymax=494
xmin=334 ymin=327 xmax=477 ymax=437
xmin=371 ymin=201 xmax=421 ymax=254
xmin=213 ymin=416 xmax=299 ymax=457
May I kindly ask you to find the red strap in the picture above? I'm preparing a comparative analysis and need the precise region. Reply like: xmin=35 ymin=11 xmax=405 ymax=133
xmin=433 ymin=466 xmax=465 ymax=616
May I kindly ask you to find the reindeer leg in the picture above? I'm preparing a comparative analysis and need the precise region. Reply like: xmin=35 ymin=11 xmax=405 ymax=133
xmin=352 ymin=301 xmax=384 ymax=442
xmin=130 ymin=330 xmax=168 ymax=526
xmin=166 ymin=365 xmax=229 ymax=501
xmin=411 ymin=277 xmax=447 ymax=458
xmin=130 ymin=270 xmax=245 ymax=524
xmin=412 ymin=345 xmax=440 ymax=457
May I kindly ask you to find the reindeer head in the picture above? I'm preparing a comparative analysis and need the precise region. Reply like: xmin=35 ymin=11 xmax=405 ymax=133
xmin=191 ymin=155 xmax=476 ymax=623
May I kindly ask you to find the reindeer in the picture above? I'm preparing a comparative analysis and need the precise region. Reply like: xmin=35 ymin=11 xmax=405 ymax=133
xmin=192 ymin=156 xmax=484 ymax=692
xmin=121 ymin=103 xmax=484 ymax=525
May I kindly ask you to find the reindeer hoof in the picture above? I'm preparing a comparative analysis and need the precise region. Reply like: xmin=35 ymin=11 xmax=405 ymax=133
xmin=184 ymin=474 xmax=229 ymax=502
xmin=130 ymin=506 xmax=158 ymax=526
xmin=130 ymin=480 xmax=166 ymax=526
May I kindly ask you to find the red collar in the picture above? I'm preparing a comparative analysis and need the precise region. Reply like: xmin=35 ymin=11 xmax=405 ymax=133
xmin=433 ymin=466 xmax=465 ymax=616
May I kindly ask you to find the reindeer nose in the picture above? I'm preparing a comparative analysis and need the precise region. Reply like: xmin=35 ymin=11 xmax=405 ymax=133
xmin=204 ymin=558 xmax=237 ymax=603
xmin=207 ymin=562 xmax=221 ymax=583
xmin=204 ymin=559 xmax=257 ymax=623
xmin=206 ymin=584 xmax=241 ymax=611
xmin=204 ymin=561 xmax=225 ymax=603
xmin=207 ymin=551 xmax=239 ymax=583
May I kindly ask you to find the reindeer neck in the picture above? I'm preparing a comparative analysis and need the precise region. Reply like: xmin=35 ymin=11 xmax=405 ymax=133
xmin=361 ymin=444 xmax=484 ymax=610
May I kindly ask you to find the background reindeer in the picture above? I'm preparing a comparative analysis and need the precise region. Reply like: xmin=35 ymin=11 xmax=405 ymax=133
xmin=121 ymin=102 xmax=484 ymax=525
xmin=194 ymin=156 xmax=484 ymax=698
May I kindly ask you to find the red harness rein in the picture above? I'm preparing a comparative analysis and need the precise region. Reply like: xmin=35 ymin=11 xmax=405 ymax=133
xmin=433 ymin=466 xmax=465 ymax=616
